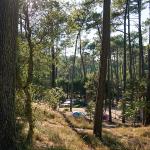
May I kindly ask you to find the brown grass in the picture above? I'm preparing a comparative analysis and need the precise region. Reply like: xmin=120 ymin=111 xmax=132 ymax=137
xmin=32 ymin=102 xmax=108 ymax=150
xmin=104 ymin=126 xmax=150 ymax=150
xmin=18 ymin=102 xmax=150 ymax=150
xmin=66 ymin=115 xmax=93 ymax=129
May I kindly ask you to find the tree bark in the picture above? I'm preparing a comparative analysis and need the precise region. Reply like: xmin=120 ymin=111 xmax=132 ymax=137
xmin=122 ymin=0 xmax=128 ymax=123
xmin=51 ymin=40 xmax=56 ymax=88
xmin=79 ymin=33 xmax=87 ymax=103
xmin=70 ymin=33 xmax=79 ymax=111
xmin=116 ymin=49 xmax=120 ymax=103
xmin=108 ymin=49 xmax=112 ymax=123
xmin=79 ymin=34 xmax=86 ymax=83
xmin=24 ymin=3 xmax=34 ymax=145
xmin=123 ymin=0 xmax=128 ymax=92
xmin=138 ymin=0 xmax=144 ymax=78
xmin=93 ymin=0 xmax=111 ymax=139
xmin=127 ymin=0 xmax=132 ymax=80
xmin=145 ymin=1 xmax=150 ymax=125
xmin=0 ymin=0 xmax=18 ymax=149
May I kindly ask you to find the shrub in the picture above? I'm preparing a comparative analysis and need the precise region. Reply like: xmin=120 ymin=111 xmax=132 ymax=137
xmin=44 ymin=87 xmax=66 ymax=110
xmin=86 ymin=101 xmax=95 ymax=120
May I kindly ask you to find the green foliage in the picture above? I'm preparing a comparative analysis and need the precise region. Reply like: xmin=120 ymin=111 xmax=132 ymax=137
xmin=86 ymin=101 xmax=95 ymax=120
xmin=112 ymin=0 xmax=126 ymax=9
xmin=30 ymin=84 xmax=45 ymax=101
xmin=125 ymin=100 xmax=145 ymax=119
xmin=120 ymin=79 xmax=147 ymax=121
xmin=44 ymin=87 xmax=66 ymax=110
xmin=67 ymin=8 xmax=86 ymax=33
xmin=16 ymin=90 xmax=25 ymax=117
xmin=124 ymin=79 xmax=147 ymax=101
xmin=85 ymin=73 xmax=97 ymax=101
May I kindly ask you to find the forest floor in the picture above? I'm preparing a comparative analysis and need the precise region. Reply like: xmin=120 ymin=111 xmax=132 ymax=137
xmin=18 ymin=102 xmax=150 ymax=150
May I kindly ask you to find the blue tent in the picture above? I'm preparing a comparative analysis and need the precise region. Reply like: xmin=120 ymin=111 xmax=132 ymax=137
xmin=72 ymin=112 xmax=83 ymax=117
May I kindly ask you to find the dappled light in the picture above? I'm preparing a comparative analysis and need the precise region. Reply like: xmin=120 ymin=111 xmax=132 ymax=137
xmin=0 ymin=0 xmax=150 ymax=149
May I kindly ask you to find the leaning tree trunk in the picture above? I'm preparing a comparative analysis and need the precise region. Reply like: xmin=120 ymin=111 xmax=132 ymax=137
xmin=93 ymin=0 xmax=111 ymax=139
xmin=0 ymin=0 xmax=18 ymax=149
xmin=70 ymin=33 xmax=79 ymax=111
xmin=24 ymin=4 xmax=34 ymax=145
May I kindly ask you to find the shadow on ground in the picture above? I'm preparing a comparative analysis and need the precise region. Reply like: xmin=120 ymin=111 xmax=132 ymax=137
xmin=60 ymin=112 xmax=129 ymax=150
xmin=102 ymin=131 xmax=129 ymax=150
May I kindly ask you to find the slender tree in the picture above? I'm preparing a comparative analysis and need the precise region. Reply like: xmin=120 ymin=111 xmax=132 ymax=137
xmin=93 ymin=0 xmax=111 ymax=138
xmin=108 ymin=48 xmax=112 ymax=123
xmin=122 ymin=0 xmax=128 ymax=123
xmin=138 ymin=0 xmax=144 ymax=78
xmin=70 ymin=33 xmax=79 ymax=111
xmin=79 ymin=33 xmax=87 ymax=103
xmin=23 ymin=3 xmax=34 ymax=144
xmin=127 ymin=0 xmax=132 ymax=80
xmin=51 ymin=37 xmax=56 ymax=88
xmin=116 ymin=48 xmax=120 ymax=102
xmin=0 ymin=0 xmax=18 ymax=149
xmin=123 ymin=0 xmax=128 ymax=91
xmin=145 ymin=1 xmax=150 ymax=125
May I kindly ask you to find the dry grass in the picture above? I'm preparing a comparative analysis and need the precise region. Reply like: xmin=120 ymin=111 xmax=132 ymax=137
xmin=61 ymin=109 xmax=150 ymax=150
xmin=32 ymin=102 xmax=108 ymax=150
xmin=18 ymin=102 xmax=150 ymax=150
xmin=104 ymin=126 xmax=150 ymax=150
xmin=66 ymin=115 xmax=93 ymax=129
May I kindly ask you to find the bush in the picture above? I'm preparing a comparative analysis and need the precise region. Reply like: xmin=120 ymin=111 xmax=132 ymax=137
xmin=44 ymin=87 xmax=66 ymax=110
xmin=86 ymin=101 xmax=95 ymax=120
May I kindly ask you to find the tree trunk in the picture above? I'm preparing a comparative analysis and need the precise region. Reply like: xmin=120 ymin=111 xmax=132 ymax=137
xmin=138 ymin=0 xmax=144 ymax=78
xmin=24 ymin=4 xmax=34 ymax=145
xmin=132 ymin=44 xmax=136 ymax=80
xmin=0 ymin=0 xmax=18 ymax=149
xmin=51 ymin=41 xmax=56 ymax=88
xmin=97 ymin=24 xmax=102 ymax=42
xmin=145 ymin=46 xmax=150 ymax=125
xmin=108 ymin=49 xmax=112 ymax=123
xmin=93 ymin=0 xmax=111 ymax=139
xmin=123 ymin=0 xmax=128 ymax=92
xmin=79 ymin=34 xmax=86 ymax=82
xmin=79 ymin=33 xmax=87 ymax=104
xmin=116 ymin=49 xmax=120 ymax=103
xmin=127 ymin=0 xmax=132 ymax=80
xmin=24 ymin=87 xmax=34 ymax=144
xmin=19 ymin=14 xmax=23 ymax=36
xmin=144 ymin=1 xmax=150 ymax=125
xmin=70 ymin=33 xmax=79 ymax=111
xmin=122 ymin=0 xmax=128 ymax=123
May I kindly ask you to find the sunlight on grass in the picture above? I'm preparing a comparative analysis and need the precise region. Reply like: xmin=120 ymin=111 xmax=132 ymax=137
xmin=66 ymin=115 xmax=93 ymax=129
xmin=32 ymin=103 xmax=90 ymax=150
xmin=17 ymin=102 xmax=150 ymax=150
xmin=104 ymin=127 xmax=150 ymax=150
